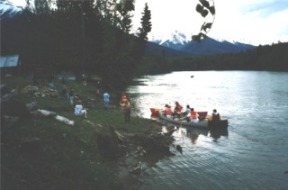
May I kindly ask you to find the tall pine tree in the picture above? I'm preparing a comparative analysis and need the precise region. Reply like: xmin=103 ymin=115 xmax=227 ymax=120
xmin=137 ymin=3 xmax=152 ymax=41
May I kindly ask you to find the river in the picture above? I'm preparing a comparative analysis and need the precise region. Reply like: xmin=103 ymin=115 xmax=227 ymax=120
xmin=125 ymin=71 xmax=288 ymax=190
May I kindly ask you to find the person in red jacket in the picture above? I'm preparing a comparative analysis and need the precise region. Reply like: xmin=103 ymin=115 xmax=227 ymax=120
xmin=120 ymin=93 xmax=128 ymax=106
xmin=173 ymin=101 xmax=183 ymax=118
xmin=190 ymin=108 xmax=199 ymax=122
xmin=163 ymin=104 xmax=173 ymax=118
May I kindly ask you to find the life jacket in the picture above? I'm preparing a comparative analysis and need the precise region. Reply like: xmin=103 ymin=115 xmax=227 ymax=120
xmin=121 ymin=95 xmax=128 ymax=103
xmin=190 ymin=111 xmax=199 ymax=119
xmin=165 ymin=107 xmax=173 ymax=115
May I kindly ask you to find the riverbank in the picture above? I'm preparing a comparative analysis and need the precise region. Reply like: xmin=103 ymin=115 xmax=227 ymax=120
xmin=1 ymin=75 xmax=174 ymax=190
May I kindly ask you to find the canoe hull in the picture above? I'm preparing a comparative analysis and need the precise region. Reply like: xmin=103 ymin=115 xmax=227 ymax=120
xmin=159 ymin=112 xmax=228 ymax=129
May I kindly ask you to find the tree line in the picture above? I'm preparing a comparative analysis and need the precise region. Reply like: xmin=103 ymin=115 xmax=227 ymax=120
xmin=174 ymin=42 xmax=288 ymax=72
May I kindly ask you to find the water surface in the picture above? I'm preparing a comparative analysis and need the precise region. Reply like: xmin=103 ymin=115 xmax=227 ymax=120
xmin=126 ymin=71 xmax=288 ymax=190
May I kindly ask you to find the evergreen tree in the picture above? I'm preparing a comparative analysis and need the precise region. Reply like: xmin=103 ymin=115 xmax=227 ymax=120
xmin=34 ymin=0 xmax=51 ymax=14
xmin=115 ymin=0 xmax=135 ymax=33
xmin=137 ymin=3 xmax=152 ymax=41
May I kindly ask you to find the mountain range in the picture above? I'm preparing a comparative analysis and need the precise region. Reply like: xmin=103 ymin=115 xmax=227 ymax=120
xmin=149 ymin=31 xmax=256 ymax=55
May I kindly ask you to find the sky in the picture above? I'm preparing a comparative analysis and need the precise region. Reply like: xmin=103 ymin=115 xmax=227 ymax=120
xmin=132 ymin=0 xmax=288 ymax=45
xmin=6 ymin=0 xmax=288 ymax=46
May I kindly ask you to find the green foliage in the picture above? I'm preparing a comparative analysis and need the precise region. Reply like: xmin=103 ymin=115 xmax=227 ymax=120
xmin=115 ymin=0 xmax=135 ymax=33
xmin=34 ymin=0 xmax=50 ymax=14
xmin=137 ymin=3 xmax=152 ymax=41
xmin=170 ymin=42 xmax=288 ymax=72
xmin=2 ymin=0 xmax=151 ymax=90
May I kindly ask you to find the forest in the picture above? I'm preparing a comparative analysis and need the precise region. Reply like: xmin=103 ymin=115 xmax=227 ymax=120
xmin=2 ymin=0 xmax=287 ymax=90
xmin=164 ymin=42 xmax=288 ymax=72
xmin=2 ymin=0 xmax=152 ymax=89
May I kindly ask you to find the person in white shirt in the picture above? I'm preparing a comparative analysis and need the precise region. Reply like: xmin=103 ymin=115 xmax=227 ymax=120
xmin=184 ymin=105 xmax=192 ymax=122
xmin=103 ymin=92 xmax=110 ymax=109
xmin=74 ymin=100 xmax=87 ymax=118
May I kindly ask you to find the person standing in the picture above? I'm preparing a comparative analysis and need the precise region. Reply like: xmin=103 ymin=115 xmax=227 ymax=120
xmin=124 ymin=101 xmax=131 ymax=122
xmin=120 ymin=93 xmax=128 ymax=106
xmin=61 ymin=85 xmax=69 ymax=100
xmin=103 ymin=91 xmax=110 ymax=109
xmin=96 ymin=80 xmax=101 ymax=95
xmin=210 ymin=109 xmax=221 ymax=121
xmin=69 ymin=87 xmax=74 ymax=106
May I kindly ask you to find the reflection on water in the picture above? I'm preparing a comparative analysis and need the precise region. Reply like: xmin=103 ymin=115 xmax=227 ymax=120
xmin=127 ymin=71 xmax=288 ymax=190
xmin=162 ymin=126 xmax=228 ymax=145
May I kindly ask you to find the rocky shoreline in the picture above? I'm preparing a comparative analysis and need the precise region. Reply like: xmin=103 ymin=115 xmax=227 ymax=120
xmin=1 ymin=79 xmax=176 ymax=189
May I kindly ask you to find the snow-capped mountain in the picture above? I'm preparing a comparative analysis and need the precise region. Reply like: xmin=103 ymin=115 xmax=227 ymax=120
xmin=150 ymin=31 xmax=190 ymax=50
xmin=150 ymin=31 xmax=256 ymax=55
xmin=0 ymin=0 xmax=23 ymax=19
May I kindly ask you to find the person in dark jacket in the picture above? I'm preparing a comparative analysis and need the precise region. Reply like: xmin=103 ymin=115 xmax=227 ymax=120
xmin=211 ymin=109 xmax=221 ymax=121
xmin=124 ymin=101 xmax=131 ymax=122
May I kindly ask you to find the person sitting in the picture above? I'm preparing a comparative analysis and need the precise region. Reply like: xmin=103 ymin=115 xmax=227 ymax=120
xmin=184 ymin=105 xmax=191 ymax=115
xmin=74 ymin=100 xmax=87 ymax=118
xmin=173 ymin=101 xmax=183 ymax=118
xmin=190 ymin=108 xmax=199 ymax=123
xmin=163 ymin=104 xmax=173 ymax=118
xmin=210 ymin=109 xmax=221 ymax=121
xmin=185 ymin=105 xmax=192 ymax=122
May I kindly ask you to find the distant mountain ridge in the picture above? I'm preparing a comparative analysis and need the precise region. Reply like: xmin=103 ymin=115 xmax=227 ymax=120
xmin=0 ymin=1 xmax=23 ymax=19
xmin=150 ymin=31 xmax=256 ymax=55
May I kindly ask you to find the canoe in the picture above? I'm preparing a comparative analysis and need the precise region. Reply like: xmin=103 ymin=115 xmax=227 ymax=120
xmin=159 ymin=112 xmax=228 ymax=129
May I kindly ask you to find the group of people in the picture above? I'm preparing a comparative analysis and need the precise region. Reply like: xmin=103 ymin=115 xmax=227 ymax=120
xmin=163 ymin=101 xmax=183 ymax=118
xmin=71 ymin=87 xmax=131 ymax=122
xmin=163 ymin=101 xmax=221 ymax=122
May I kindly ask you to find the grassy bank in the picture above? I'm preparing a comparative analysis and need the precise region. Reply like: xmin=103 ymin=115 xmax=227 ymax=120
xmin=1 ymin=75 xmax=173 ymax=190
